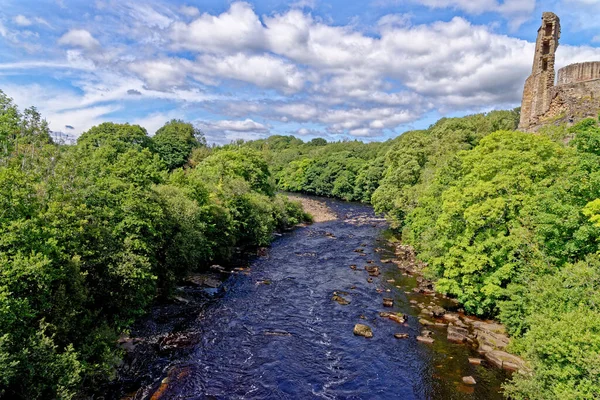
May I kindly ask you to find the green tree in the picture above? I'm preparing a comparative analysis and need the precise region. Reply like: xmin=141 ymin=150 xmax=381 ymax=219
xmin=152 ymin=119 xmax=205 ymax=170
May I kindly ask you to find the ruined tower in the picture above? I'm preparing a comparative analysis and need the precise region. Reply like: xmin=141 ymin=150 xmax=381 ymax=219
xmin=519 ymin=12 xmax=561 ymax=130
xmin=519 ymin=13 xmax=600 ymax=131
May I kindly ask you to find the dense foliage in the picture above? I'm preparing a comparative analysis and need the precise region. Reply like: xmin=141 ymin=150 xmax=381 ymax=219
xmin=2 ymin=85 xmax=600 ymax=398
xmin=0 ymin=91 xmax=306 ymax=399
xmin=239 ymin=109 xmax=599 ymax=398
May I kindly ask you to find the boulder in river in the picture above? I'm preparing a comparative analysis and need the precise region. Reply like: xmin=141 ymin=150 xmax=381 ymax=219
xmin=353 ymin=324 xmax=373 ymax=338
xmin=394 ymin=333 xmax=409 ymax=339
xmin=380 ymin=312 xmax=407 ymax=324
xmin=447 ymin=326 xmax=469 ymax=344
xmin=383 ymin=298 xmax=394 ymax=307
xmin=485 ymin=350 xmax=528 ymax=371
xmin=365 ymin=265 xmax=380 ymax=277
xmin=367 ymin=277 xmax=373 ymax=283
xmin=431 ymin=306 xmax=446 ymax=318
xmin=417 ymin=336 xmax=434 ymax=344
xmin=462 ymin=376 xmax=476 ymax=385
xmin=332 ymin=294 xmax=350 ymax=305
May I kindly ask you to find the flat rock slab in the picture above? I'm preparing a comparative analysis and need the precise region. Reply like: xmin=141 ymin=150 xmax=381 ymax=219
xmin=417 ymin=336 xmax=434 ymax=344
xmin=394 ymin=333 xmax=409 ymax=339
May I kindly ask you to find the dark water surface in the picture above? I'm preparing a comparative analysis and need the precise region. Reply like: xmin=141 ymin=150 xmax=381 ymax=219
xmin=107 ymin=198 xmax=509 ymax=400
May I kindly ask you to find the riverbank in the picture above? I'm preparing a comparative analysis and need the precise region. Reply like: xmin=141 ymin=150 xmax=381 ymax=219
xmin=286 ymin=194 xmax=338 ymax=222
xmin=387 ymin=239 xmax=529 ymax=374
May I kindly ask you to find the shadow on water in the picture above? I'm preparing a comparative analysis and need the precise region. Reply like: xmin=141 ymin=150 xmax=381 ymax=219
xmin=103 ymin=197 xmax=510 ymax=400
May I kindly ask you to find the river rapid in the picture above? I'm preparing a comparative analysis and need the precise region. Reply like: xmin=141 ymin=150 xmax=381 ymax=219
xmin=104 ymin=197 xmax=510 ymax=400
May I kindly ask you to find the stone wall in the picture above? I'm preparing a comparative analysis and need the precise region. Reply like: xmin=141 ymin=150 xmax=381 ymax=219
xmin=557 ymin=62 xmax=600 ymax=85
xmin=526 ymin=79 xmax=600 ymax=131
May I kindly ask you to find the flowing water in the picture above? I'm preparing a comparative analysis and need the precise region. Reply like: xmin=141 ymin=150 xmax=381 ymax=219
xmin=105 ymin=197 xmax=509 ymax=400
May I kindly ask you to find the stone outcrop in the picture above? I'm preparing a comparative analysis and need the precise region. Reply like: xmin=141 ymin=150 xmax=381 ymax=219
xmin=520 ymin=12 xmax=600 ymax=131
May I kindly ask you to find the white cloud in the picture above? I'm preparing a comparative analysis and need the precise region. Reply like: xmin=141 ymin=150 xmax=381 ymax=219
xmin=58 ymin=29 xmax=100 ymax=50
xmin=194 ymin=53 xmax=306 ymax=93
xmin=378 ymin=0 xmax=536 ymax=29
xmin=13 ymin=15 xmax=32 ymax=26
xmin=200 ymin=118 xmax=269 ymax=133
xmin=180 ymin=5 xmax=200 ymax=17
xmin=129 ymin=59 xmax=191 ymax=90
xmin=170 ymin=2 xmax=266 ymax=53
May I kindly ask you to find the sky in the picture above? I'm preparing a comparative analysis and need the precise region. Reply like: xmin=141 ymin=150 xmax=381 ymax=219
xmin=1 ymin=0 xmax=600 ymax=144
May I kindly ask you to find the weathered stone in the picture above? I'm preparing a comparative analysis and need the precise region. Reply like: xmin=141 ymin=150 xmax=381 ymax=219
xmin=353 ymin=324 xmax=373 ymax=338
xmin=421 ymin=329 xmax=433 ymax=338
xmin=332 ymin=295 xmax=350 ymax=305
xmin=485 ymin=350 xmax=527 ymax=372
xmin=380 ymin=312 xmax=407 ymax=324
xmin=417 ymin=336 xmax=434 ymax=344
xmin=468 ymin=357 xmax=484 ymax=365
xmin=383 ymin=297 xmax=394 ymax=307
xmin=394 ymin=333 xmax=409 ymax=339
xmin=447 ymin=325 xmax=470 ymax=344
xmin=419 ymin=318 xmax=434 ymax=326
xmin=462 ymin=376 xmax=476 ymax=385
xmin=365 ymin=265 xmax=380 ymax=277
xmin=431 ymin=306 xmax=446 ymax=318
xmin=520 ymin=13 xmax=600 ymax=131
xmin=442 ymin=313 xmax=460 ymax=322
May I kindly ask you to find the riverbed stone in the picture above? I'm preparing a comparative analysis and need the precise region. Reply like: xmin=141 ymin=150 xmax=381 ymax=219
xmin=485 ymin=350 xmax=527 ymax=371
xmin=332 ymin=294 xmax=350 ymax=305
xmin=394 ymin=333 xmax=409 ymax=339
xmin=417 ymin=336 xmax=434 ymax=344
xmin=431 ymin=306 xmax=446 ymax=318
xmin=462 ymin=376 xmax=476 ymax=385
xmin=353 ymin=324 xmax=373 ymax=338
xmin=447 ymin=325 xmax=470 ymax=344
xmin=468 ymin=357 xmax=484 ymax=365
xmin=383 ymin=297 xmax=394 ymax=307
xmin=365 ymin=265 xmax=380 ymax=276
xmin=380 ymin=312 xmax=407 ymax=324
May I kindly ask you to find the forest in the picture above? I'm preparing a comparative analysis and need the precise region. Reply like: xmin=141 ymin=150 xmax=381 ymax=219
xmin=237 ymin=109 xmax=600 ymax=399
xmin=0 ymin=90 xmax=307 ymax=399
xmin=1 ymin=88 xmax=599 ymax=399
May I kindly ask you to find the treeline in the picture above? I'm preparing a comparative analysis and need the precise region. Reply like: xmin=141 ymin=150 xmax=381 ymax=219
xmin=0 ymin=91 xmax=307 ymax=399
xmin=240 ymin=109 xmax=600 ymax=399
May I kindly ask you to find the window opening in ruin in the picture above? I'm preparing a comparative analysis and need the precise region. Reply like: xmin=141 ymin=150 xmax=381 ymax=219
xmin=542 ymin=41 xmax=550 ymax=55
xmin=545 ymin=23 xmax=553 ymax=36
xmin=542 ymin=59 xmax=548 ymax=71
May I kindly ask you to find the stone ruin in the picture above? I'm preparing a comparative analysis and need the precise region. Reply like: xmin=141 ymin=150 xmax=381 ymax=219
xmin=519 ymin=12 xmax=600 ymax=131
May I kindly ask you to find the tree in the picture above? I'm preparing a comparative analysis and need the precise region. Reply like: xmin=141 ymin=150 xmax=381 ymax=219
xmin=152 ymin=119 xmax=205 ymax=170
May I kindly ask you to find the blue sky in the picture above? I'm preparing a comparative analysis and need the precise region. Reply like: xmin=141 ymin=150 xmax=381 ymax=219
xmin=1 ymin=0 xmax=600 ymax=144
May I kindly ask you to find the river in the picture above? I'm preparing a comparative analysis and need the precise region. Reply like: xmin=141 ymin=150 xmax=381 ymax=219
xmin=104 ymin=197 xmax=510 ymax=400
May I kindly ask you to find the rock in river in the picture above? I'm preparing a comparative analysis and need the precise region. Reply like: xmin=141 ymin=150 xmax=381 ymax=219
xmin=383 ymin=297 xmax=394 ymax=307
xmin=353 ymin=324 xmax=373 ymax=338
xmin=394 ymin=333 xmax=409 ymax=339
xmin=462 ymin=376 xmax=477 ymax=385
xmin=417 ymin=336 xmax=434 ymax=344
xmin=380 ymin=312 xmax=407 ymax=324
xmin=332 ymin=294 xmax=350 ymax=305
